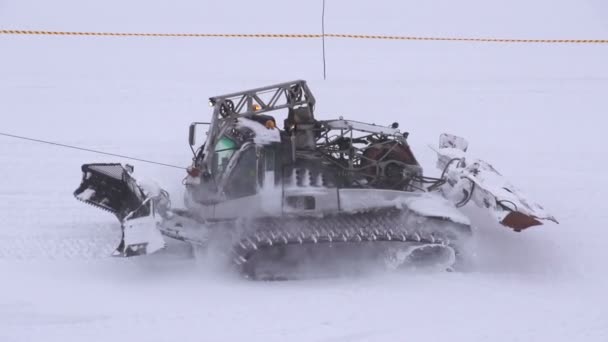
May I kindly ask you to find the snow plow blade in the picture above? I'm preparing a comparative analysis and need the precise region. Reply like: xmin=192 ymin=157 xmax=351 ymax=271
xmin=74 ymin=163 xmax=148 ymax=220
xmin=74 ymin=163 xmax=165 ymax=256
xmin=436 ymin=133 xmax=558 ymax=231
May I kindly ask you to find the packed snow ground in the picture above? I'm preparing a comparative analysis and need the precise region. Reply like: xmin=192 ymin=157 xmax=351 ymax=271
xmin=1 ymin=1 xmax=608 ymax=341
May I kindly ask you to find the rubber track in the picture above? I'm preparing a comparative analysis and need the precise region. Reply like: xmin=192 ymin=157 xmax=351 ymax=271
xmin=227 ymin=207 xmax=470 ymax=276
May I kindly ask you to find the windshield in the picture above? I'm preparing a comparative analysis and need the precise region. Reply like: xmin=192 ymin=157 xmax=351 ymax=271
xmin=213 ymin=136 xmax=237 ymax=174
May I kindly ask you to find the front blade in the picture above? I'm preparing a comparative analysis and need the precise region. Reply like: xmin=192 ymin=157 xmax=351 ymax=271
xmin=74 ymin=163 xmax=149 ymax=221
xmin=74 ymin=163 xmax=165 ymax=256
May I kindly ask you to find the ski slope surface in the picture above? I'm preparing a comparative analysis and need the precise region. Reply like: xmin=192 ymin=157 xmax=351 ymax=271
xmin=1 ymin=1 xmax=607 ymax=341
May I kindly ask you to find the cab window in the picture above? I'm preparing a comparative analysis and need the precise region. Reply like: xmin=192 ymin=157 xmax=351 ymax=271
xmin=213 ymin=136 xmax=237 ymax=174
xmin=223 ymin=146 xmax=258 ymax=198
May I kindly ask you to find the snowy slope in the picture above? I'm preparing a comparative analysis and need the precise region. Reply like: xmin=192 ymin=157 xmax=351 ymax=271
xmin=1 ymin=1 xmax=608 ymax=341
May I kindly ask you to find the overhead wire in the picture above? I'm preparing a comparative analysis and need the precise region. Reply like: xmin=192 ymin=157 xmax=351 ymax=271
xmin=0 ymin=131 xmax=186 ymax=170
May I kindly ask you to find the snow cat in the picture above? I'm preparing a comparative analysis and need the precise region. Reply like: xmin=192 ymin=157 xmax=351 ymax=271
xmin=74 ymin=80 xmax=557 ymax=279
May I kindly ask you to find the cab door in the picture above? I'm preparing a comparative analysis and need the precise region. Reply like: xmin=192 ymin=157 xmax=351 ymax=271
xmin=219 ymin=143 xmax=259 ymax=199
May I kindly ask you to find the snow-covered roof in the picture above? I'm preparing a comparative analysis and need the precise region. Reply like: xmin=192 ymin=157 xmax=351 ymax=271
xmin=235 ymin=117 xmax=281 ymax=144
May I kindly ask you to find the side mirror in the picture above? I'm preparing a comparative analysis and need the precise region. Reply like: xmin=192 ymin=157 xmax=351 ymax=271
xmin=188 ymin=123 xmax=197 ymax=146
xmin=188 ymin=122 xmax=211 ymax=147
